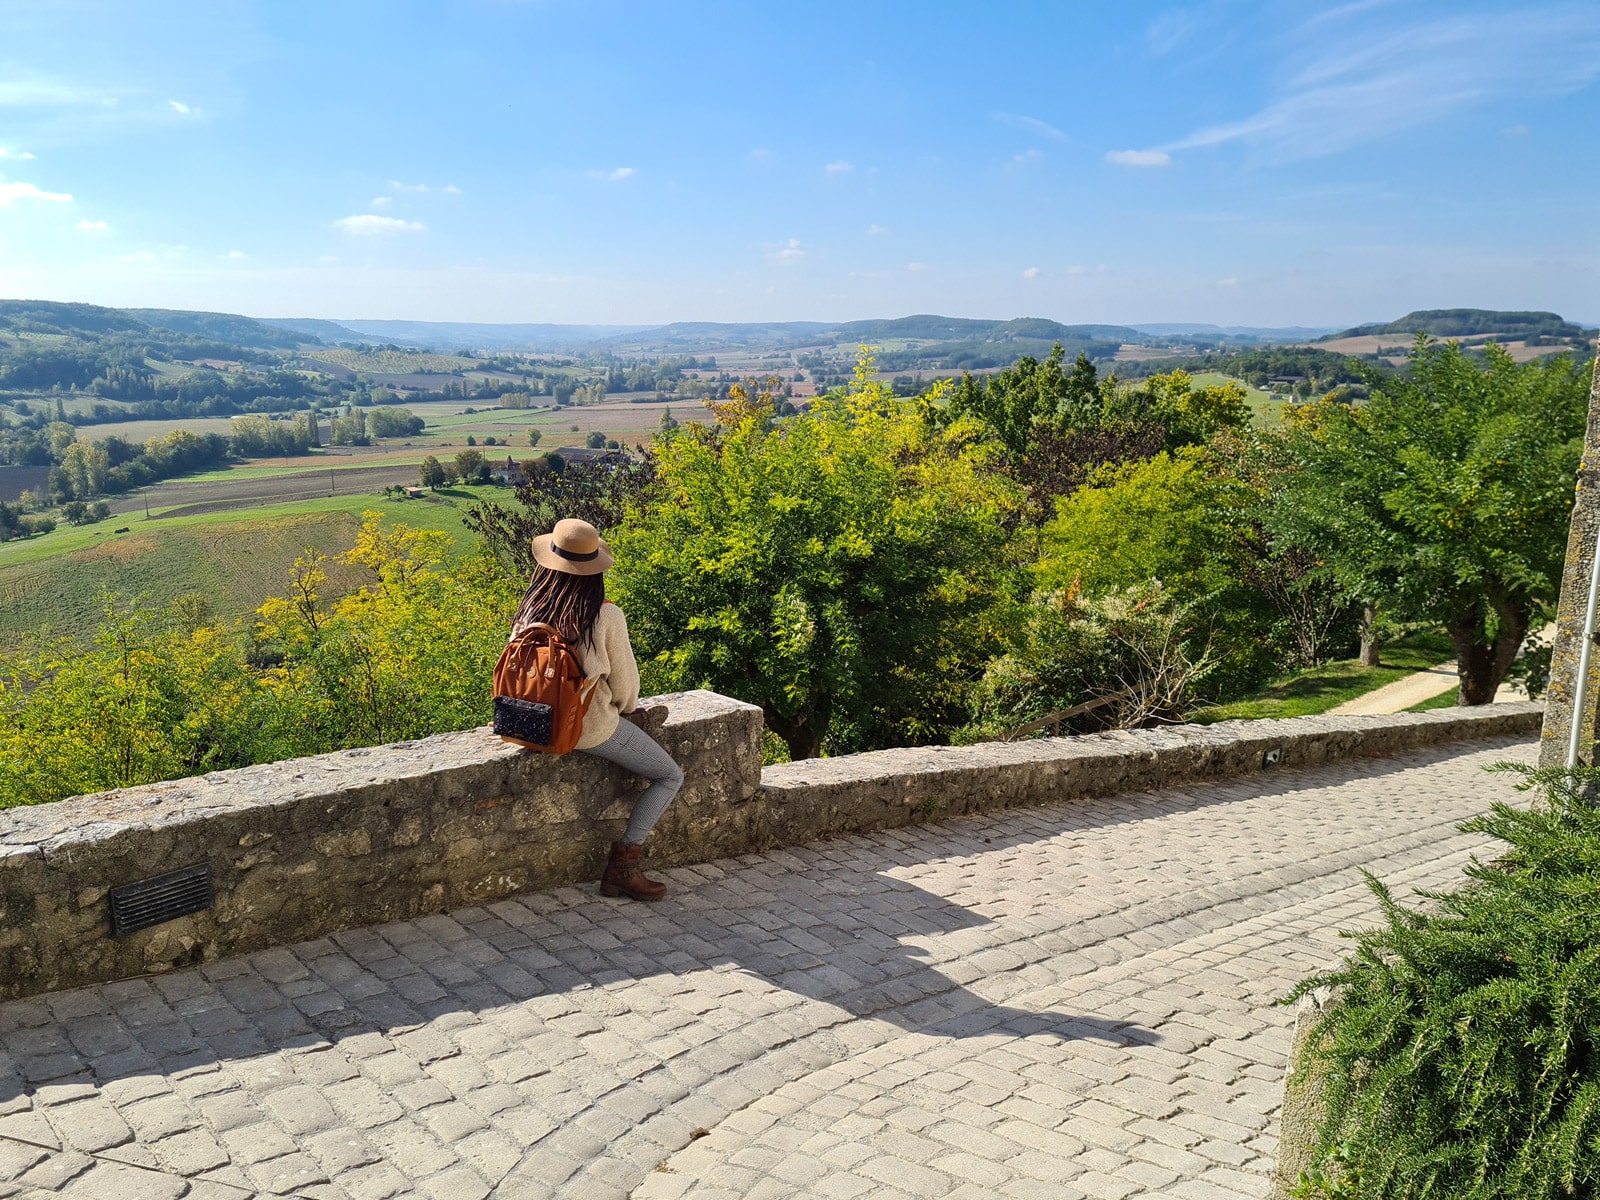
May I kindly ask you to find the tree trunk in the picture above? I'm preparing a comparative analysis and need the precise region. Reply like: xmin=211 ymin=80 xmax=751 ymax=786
xmin=1358 ymin=604 xmax=1381 ymax=668
xmin=764 ymin=706 xmax=822 ymax=761
xmin=1447 ymin=597 xmax=1529 ymax=706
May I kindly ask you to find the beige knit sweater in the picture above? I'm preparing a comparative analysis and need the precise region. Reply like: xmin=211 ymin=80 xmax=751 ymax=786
xmin=572 ymin=602 xmax=641 ymax=750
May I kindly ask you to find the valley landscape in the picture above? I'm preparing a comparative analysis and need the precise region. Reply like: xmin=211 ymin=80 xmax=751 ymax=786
xmin=4 ymin=4 xmax=1600 ymax=1196
xmin=2 ymin=298 xmax=1590 ymax=648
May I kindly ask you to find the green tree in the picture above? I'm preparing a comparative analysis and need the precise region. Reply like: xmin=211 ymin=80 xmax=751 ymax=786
xmin=418 ymin=455 xmax=446 ymax=489
xmin=609 ymin=357 xmax=1019 ymax=759
xmin=585 ymin=431 xmax=606 ymax=449
xmin=526 ymin=427 xmax=542 ymax=448
xmin=367 ymin=407 xmax=425 ymax=438
xmin=658 ymin=407 xmax=679 ymax=435
xmin=1274 ymin=340 xmax=1589 ymax=703
xmin=453 ymin=448 xmax=485 ymax=481
xmin=59 ymin=441 xmax=110 ymax=499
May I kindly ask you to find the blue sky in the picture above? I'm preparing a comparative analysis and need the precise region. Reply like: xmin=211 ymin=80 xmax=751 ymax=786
xmin=1 ymin=1 xmax=1597 ymax=327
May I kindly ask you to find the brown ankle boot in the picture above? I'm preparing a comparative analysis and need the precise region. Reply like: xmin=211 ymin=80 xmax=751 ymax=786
xmin=600 ymin=841 xmax=667 ymax=901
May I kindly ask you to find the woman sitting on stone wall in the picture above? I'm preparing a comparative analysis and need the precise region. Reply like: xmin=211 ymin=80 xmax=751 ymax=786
xmin=510 ymin=518 xmax=681 ymax=901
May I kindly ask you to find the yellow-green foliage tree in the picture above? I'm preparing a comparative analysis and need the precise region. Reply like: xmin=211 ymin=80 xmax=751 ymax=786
xmin=611 ymin=355 xmax=1020 ymax=759
xmin=1033 ymin=443 xmax=1284 ymax=697
xmin=1037 ymin=446 xmax=1243 ymax=597
xmin=253 ymin=513 xmax=517 ymax=757
xmin=0 ymin=514 xmax=518 ymax=808
xmin=0 ymin=600 xmax=267 ymax=806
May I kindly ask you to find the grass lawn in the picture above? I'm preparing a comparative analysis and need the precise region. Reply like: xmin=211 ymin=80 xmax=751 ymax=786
xmin=1189 ymin=633 xmax=1456 ymax=723
xmin=1405 ymin=691 xmax=1460 ymax=713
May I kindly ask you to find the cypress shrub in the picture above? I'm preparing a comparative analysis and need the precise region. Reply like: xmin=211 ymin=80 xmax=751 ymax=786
xmin=1289 ymin=763 xmax=1600 ymax=1198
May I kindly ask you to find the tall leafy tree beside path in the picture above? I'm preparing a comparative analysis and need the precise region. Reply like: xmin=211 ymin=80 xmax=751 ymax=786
xmin=1275 ymin=339 xmax=1589 ymax=704
xmin=610 ymin=362 xmax=1019 ymax=759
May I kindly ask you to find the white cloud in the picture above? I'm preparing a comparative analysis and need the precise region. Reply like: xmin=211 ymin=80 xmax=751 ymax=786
xmin=1164 ymin=5 xmax=1600 ymax=162
xmin=1066 ymin=264 xmax=1087 ymax=275
xmin=906 ymin=262 xmax=928 ymax=272
xmin=992 ymin=112 xmax=1069 ymax=142
xmin=168 ymin=99 xmax=190 ymax=114
xmin=115 ymin=251 xmax=156 ymax=264
xmin=1216 ymin=276 xmax=1240 ymax=288
xmin=607 ymin=167 xmax=634 ymax=181
xmin=75 ymin=218 xmax=109 ymax=235
xmin=1012 ymin=148 xmax=1044 ymax=166
xmin=333 ymin=214 xmax=426 ymax=236
xmin=748 ymin=148 xmax=771 ymax=163
xmin=389 ymin=180 xmax=429 ymax=193
xmin=0 ymin=80 xmax=99 ymax=107
xmin=443 ymin=184 xmax=463 ymax=194
xmin=370 ymin=196 xmax=392 ymax=208
xmin=1106 ymin=149 xmax=1172 ymax=167
xmin=825 ymin=160 xmax=852 ymax=174
xmin=1146 ymin=8 xmax=1206 ymax=57
xmin=0 ymin=181 xmax=72 ymax=206
xmin=770 ymin=238 xmax=805 ymax=265
xmin=1023 ymin=267 xmax=1041 ymax=279
xmin=866 ymin=223 xmax=885 ymax=236
xmin=224 ymin=250 xmax=247 ymax=260
xmin=319 ymin=255 xmax=338 ymax=263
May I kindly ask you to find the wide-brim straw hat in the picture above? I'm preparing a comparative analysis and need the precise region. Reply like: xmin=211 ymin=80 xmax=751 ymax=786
xmin=532 ymin=518 xmax=614 ymax=576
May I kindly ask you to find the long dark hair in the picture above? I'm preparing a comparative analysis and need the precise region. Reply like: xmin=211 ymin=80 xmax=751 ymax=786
xmin=512 ymin=566 xmax=606 ymax=647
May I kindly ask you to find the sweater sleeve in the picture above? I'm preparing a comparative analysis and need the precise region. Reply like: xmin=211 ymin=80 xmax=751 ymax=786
xmin=605 ymin=605 xmax=641 ymax=715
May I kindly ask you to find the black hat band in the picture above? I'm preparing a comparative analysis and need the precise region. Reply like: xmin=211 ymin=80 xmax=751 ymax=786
xmin=551 ymin=543 xmax=600 ymax=563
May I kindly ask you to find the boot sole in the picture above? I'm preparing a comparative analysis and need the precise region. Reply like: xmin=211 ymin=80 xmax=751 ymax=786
xmin=599 ymin=884 xmax=666 ymax=901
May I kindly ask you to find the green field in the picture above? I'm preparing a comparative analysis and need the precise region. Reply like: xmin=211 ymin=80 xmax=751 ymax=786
xmin=304 ymin=348 xmax=476 ymax=374
xmin=1189 ymin=634 xmax=1456 ymax=723
xmin=0 ymin=487 xmax=500 ymax=650
xmin=1187 ymin=371 xmax=1282 ymax=426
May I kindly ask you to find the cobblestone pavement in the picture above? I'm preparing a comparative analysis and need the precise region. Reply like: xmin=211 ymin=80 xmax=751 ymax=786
xmin=0 ymin=738 xmax=1536 ymax=1200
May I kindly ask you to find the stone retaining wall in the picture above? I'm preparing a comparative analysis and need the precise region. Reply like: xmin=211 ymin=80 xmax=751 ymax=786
xmin=758 ymin=703 xmax=1545 ymax=844
xmin=0 ymin=697 xmax=1543 ymax=1001
xmin=0 ymin=691 xmax=763 ymax=1002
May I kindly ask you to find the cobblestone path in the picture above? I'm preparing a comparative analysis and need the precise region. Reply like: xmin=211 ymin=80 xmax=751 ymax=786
xmin=0 ymin=737 xmax=1536 ymax=1200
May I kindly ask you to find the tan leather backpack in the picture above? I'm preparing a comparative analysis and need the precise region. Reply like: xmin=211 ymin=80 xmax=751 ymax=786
xmin=492 ymin=622 xmax=596 ymax=754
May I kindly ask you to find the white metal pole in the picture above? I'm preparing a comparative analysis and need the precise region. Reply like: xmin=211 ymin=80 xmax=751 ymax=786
xmin=1566 ymin=518 xmax=1600 ymax=768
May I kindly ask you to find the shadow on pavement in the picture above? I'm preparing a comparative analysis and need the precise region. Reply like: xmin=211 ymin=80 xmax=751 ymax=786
xmin=0 ymin=863 xmax=1155 ymax=1111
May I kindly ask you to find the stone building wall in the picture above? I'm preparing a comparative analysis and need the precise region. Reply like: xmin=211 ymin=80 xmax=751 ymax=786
xmin=1541 ymin=353 xmax=1600 ymax=766
xmin=0 ymin=696 xmax=1543 ymax=1001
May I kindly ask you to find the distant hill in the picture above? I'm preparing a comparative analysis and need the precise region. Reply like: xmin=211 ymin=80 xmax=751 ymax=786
xmin=1327 ymin=309 xmax=1593 ymax=342
xmin=332 ymin=319 xmax=653 ymax=353
xmin=832 ymin=315 xmax=1144 ymax=343
xmin=0 ymin=300 xmax=318 ymax=349
xmin=601 ymin=322 xmax=833 ymax=352
xmin=127 ymin=308 xmax=311 ymax=350
xmin=1132 ymin=323 xmax=1342 ymax=341
xmin=261 ymin=317 xmax=380 ymax=345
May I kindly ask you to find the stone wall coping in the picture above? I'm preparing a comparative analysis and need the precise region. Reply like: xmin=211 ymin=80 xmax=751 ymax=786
xmin=762 ymin=701 xmax=1545 ymax=788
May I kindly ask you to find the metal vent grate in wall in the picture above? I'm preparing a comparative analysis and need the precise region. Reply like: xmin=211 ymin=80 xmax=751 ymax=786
xmin=109 ymin=864 xmax=215 ymax=938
